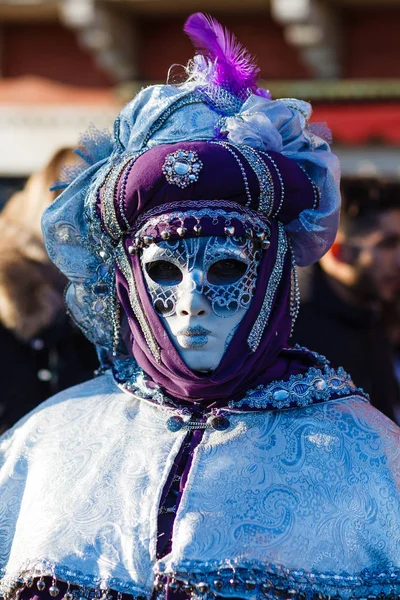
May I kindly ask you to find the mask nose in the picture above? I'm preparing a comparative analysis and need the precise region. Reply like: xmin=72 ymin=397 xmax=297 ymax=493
xmin=176 ymin=269 xmax=211 ymax=317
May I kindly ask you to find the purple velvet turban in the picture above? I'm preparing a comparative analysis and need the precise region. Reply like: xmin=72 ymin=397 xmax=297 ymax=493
xmin=100 ymin=141 xmax=319 ymax=404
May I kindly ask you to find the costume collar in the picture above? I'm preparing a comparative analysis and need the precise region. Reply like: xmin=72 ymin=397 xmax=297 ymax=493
xmin=112 ymin=347 xmax=369 ymax=413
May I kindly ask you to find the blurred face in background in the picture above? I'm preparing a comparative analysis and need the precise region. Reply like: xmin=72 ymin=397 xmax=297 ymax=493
xmin=345 ymin=208 xmax=400 ymax=304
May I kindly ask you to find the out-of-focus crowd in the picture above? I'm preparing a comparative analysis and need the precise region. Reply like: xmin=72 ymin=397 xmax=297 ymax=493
xmin=0 ymin=149 xmax=98 ymax=432
xmin=0 ymin=150 xmax=399 ymax=429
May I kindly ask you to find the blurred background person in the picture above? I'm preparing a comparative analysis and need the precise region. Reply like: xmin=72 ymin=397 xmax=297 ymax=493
xmin=0 ymin=148 xmax=98 ymax=432
xmin=292 ymin=178 xmax=400 ymax=423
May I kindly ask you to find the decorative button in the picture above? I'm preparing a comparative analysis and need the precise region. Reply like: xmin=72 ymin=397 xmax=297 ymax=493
xmin=208 ymin=416 xmax=230 ymax=431
xmin=166 ymin=416 xmax=184 ymax=432
xmin=162 ymin=149 xmax=203 ymax=188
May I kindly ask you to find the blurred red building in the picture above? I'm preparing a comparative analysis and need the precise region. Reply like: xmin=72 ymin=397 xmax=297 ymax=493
xmin=0 ymin=0 xmax=400 ymax=180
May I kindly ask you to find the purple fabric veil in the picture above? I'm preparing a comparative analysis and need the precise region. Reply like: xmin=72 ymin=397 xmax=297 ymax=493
xmin=100 ymin=141 xmax=318 ymax=404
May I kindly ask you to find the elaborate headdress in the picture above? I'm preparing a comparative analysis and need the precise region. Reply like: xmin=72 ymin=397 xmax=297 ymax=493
xmin=43 ymin=14 xmax=341 ymax=404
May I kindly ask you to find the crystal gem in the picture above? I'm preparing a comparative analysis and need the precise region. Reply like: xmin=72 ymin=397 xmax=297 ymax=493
xmin=330 ymin=377 xmax=342 ymax=388
xmin=49 ymin=586 xmax=60 ymax=597
xmin=37 ymin=581 xmax=46 ymax=592
xmin=25 ymin=578 xmax=34 ymax=588
xmin=196 ymin=583 xmax=209 ymax=594
xmin=262 ymin=240 xmax=271 ymax=250
xmin=209 ymin=416 xmax=230 ymax=431
xmin=63 ymin=593 xmax=74 ymax=600
xmin=94 ymin=300 xmax=106 ymax=313
xmin=182 ymin=583 xmax=193 ymax=593
xmin=229 ymin=579 xmax=238 ymax=589
xmin=166 ymin=416 xmax=184 ymax=432
xmin=93 ymin=283 xmax=109 ymax=296
xmin=128 ymin=245 xmax=135 ymax=255
xmin=174 ymin=161 xmax=190 ymax=176
xmin=213 ymin=580 xmax=223 ymax=591
xmin=314 ymin=378 xmax=327 ymax=391
xmin=161 ymin=230 xmax=171 ymax=240
xmin=273 ymin=389 xmax=290 ymax=402
xmin=177 ymin=227 xmax=187 ymax=237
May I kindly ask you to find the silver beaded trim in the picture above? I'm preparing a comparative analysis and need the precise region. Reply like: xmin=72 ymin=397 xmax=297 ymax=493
xmin=117 ymin=148 xmax=149 ymax=230
xmin=133 ymin=199 xmax=271 ymax=233
xmin=288 ymin=238 xmax=300 ymax=336
xmin=247 ymin=222 xmax=288 ymax=352
xmin=234 ymin=144 xmax=275 ymax=215
xmin=135 ymin=207 xmax=268 ymax=238
xmin=297 ymin=164 xmax=321 ymax=210
xmin=102 ymin=154 xmax=139 ymax=240
xmin=259 ymin=151 xmax=285 ymax=218
xmin=211 ymin=141 xmax=252 ymax=206
xmin=229 ymin=365 xmax=364 ymax=410
xmin=115 ymin=240 xmax=161 ymax=363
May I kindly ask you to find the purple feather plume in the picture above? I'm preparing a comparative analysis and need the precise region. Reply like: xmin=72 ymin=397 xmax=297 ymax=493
xmin=184 ymin=13 xmax=260 ymax=96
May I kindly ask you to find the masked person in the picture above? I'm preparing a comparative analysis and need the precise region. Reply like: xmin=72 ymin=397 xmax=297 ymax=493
xmin=0 ymin=14 xmax=399 ymax=600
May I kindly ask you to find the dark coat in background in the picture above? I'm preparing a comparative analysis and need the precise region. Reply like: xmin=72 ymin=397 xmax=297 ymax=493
xmin=292 ymin=264 xmax=399 ymax=422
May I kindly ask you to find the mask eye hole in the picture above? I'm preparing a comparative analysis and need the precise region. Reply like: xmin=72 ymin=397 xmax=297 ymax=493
xmin=145 ymin=260 xmax=183 ymax=286
xmin=207 ymin=259 xmax=247 ymax=285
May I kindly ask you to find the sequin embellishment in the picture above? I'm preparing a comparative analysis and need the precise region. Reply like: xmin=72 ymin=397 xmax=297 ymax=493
xmin=162 ymin=150 xmax=203 ymax=188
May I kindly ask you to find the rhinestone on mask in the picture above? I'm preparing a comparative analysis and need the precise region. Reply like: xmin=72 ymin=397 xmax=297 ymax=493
xmin=162 ymin=150 xmax=203 ymax=189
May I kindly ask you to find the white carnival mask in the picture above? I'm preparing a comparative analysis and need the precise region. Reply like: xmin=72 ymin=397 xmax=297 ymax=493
xmin=141 ymin=235 xmax=260 ymax=372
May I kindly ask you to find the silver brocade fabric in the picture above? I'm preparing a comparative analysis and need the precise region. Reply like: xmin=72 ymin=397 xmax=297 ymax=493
xmin=0 ymin=373 xmax=399 ymax=599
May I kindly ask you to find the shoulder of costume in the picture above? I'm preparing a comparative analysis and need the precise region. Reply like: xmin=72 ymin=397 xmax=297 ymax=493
xmin=0 ymin=373 xmax=122 ymax=448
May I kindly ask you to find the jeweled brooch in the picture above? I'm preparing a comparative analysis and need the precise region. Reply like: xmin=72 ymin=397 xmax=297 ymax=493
xmin=162 ymin=149 xmax=203 ymax=188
